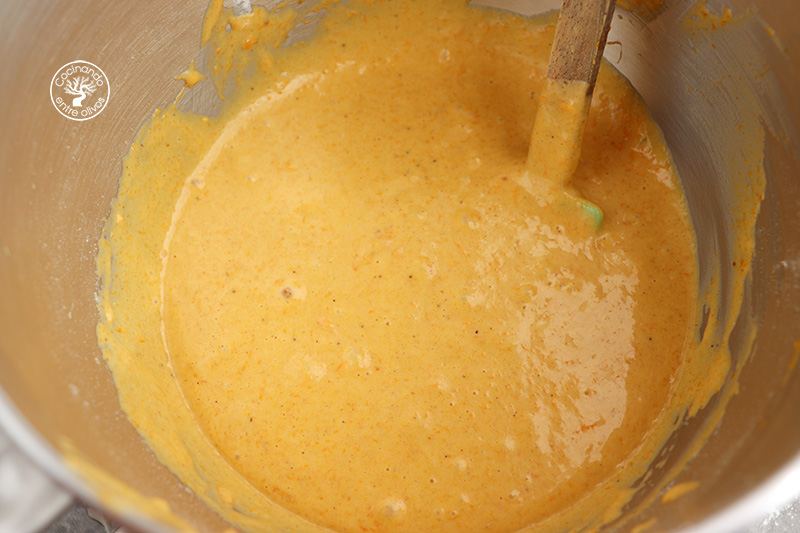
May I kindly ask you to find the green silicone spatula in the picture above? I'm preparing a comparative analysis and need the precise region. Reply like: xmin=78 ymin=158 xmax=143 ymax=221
xmin=523 ymin=0 xmax=617 ymax=229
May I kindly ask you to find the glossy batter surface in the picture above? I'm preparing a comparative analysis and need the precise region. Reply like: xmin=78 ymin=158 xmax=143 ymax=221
xmin=97 ymin=2 xmax=712 ymax=532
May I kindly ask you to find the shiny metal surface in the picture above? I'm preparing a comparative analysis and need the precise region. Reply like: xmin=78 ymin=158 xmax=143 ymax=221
xmin=0 ymin=425 xmax=70 ymax=533
xmin=0 ymin=0 xmax=798 ymax=532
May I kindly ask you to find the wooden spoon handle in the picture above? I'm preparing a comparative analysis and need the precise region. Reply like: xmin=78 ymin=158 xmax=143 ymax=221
xmin=547 ymin=0 xmax=617 ymax=91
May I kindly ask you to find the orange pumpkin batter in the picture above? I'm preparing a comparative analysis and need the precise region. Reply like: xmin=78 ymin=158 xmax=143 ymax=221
xmin=96 ymin=1 xmax=729 ymax=532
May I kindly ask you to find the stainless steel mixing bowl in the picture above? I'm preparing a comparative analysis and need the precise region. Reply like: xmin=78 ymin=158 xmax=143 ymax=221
xmin=1 ymin=0 xmax=798 ymax=531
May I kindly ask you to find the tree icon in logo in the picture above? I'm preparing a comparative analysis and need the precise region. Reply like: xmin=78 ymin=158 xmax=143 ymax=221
xmin=63 ymin=76 xmax=97 ymax=107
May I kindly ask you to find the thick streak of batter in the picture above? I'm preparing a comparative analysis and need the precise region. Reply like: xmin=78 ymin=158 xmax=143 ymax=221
xmin=97 ymin=1 xmax=716 ymax=532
